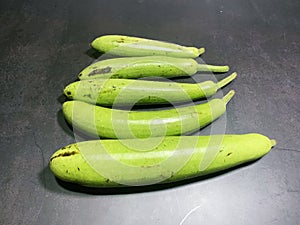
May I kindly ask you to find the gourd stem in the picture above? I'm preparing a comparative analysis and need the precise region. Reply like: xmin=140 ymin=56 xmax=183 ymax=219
xmin=270 ymin=139 xmax=277 ymax=147
xmin=222 ymin=90 xmax=235 ymax=105
xmin=198 ymin=48 xmax=205 ymax=55
xmin=217 ymin=72 xmax=237 ymax=89
xmin=197 ymin=64 xmax=230 ymax=73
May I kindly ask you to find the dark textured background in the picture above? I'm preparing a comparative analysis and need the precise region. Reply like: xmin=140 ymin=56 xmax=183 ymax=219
xmin=0 ymin=0 xmax=299 ymax=224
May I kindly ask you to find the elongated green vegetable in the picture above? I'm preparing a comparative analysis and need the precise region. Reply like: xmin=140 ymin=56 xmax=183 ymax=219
xmin=65 ymin=72 xmax=237 ymax=106
xmin=62 ymin=90 xmax=235 ymax=139
xmin=91 ymin=35 xmax=205 ymax=58
xmin=49 ymin=133 xmax=276 ymax=187
xmin=78 ymin=56 xmax=229 ymax=80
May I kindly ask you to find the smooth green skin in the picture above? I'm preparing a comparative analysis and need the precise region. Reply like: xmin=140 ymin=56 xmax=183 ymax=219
xmin=78 ymin=56 xmax=229 ymax=80
xmin=91 ymin=35 xmax=205 ymax=58
xmin=62 ymin=90 xmax=235 ymax=139
xmin=64 ymin=72 xmax=237 ymax=106
xmin=49 ymin=134 xmax=276 ymax=187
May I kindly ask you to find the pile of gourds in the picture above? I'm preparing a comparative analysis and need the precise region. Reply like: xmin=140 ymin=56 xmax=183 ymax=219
xmin=49 ymin=35 xmax=276 ymax=188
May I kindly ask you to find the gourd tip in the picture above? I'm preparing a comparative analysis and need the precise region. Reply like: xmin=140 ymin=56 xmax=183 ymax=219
xmin=223 ymin=90 xmax=235 ymax=104
xmin=224 ymin=65 xmax=230 ymax=72
xmin=270 ymin=139 xmax=277 ymax=147
xmin=198 ymin=48 xmax=205 ymax=55
xmin=217 ymin=72 xmax=237 ymax=88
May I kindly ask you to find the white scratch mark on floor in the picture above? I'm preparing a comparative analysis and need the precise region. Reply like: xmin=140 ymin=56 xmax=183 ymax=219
xmin=179 ymin=205 xmax=202 ymax=225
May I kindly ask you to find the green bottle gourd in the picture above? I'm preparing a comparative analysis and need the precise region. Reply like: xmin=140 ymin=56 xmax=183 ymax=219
xmin=78 ymin=56 xmax=229 ymax=80
xmin=62 ymin=90 xmax=235 ymax=139
xmin=91 ymin=35 xmax=205 ymax=58
xmin=49 ymin=134 xmax=276 ymax=187
xmin=64 ymin=72 xmax=237 ymax=106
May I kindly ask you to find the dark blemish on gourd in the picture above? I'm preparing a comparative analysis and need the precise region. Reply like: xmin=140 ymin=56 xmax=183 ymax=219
xmin=226 ymin=152 xmax=232 ymax=156
xmin=79 ymin=73 xmax=82 ymax=77
xmin=116 ymin=38 xmax=125 ymax=43
xmin=141 ymin=164 xmax=160 ymax=169
xmin=77 ymin=167 xmax=80 ymax=171
xmin=105 ymin=178 xmax=110 ymax=183
xmin=159 ymin=174 xmax=168 ymax=180
xmin=111 ymin=74 xmax=120 ymax=78
xmin=66 ymin=91 xmax=71 ymax=96
xmin=50 ymin=151 xmax=78 ymax=161
xmin=83 ymin=94 xmax=92 ymax=99
xmin=88 ymin=66 xmax=112 ymax=76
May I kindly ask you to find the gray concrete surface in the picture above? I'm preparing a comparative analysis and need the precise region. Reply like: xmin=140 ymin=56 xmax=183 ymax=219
xmin=0 ymin=0 xmax=299 ymax=224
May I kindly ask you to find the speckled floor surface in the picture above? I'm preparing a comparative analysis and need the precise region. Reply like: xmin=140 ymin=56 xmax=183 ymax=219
xmin=0 ymin=0 xmax=299 ymax=224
